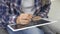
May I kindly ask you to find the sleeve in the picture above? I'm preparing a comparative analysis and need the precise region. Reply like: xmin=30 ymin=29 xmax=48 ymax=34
xmin=0 ymin=0 xmax=21 ymax=28
xmin=5 ymin=0 xmax=22 ymax=24
xmin=0 ymin=3 xmax=9 ymax=28
xmin=38 ymin=0 xmax=51 ymax=18
xmin=0 ymin=13 xmax=17 ymax=28
xmin=1 ymin=15 xmax=9 ymax=28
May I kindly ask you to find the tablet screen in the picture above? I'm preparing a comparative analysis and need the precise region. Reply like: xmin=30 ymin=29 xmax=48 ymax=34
xmin=10 ymin=19 xmax=50 ymax=29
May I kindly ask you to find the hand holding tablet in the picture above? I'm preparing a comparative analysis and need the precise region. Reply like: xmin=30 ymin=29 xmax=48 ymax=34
xmin=16 ymin=13 xmax=32 ymax=25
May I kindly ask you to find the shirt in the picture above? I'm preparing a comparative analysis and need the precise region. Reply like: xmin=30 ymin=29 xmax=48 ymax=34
xmin=21 ymin=0 xmax=35 ymax=14
xmin=0 ymin=0 xmax=51 ymax=28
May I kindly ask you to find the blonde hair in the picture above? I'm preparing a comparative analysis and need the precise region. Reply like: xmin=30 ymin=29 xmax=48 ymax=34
xmin=41 ymin=0 xmax=50 ymax=6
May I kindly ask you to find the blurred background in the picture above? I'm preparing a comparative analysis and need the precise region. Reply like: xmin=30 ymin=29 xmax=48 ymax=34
xmin=48 ymin=0 xmax=60 ymax=34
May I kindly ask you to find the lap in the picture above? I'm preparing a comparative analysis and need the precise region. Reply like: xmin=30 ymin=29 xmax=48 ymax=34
xmin=0 ymin=27 xmax=44 ymax=34
xmin=22 ymin=27 xmax=44 ymax=34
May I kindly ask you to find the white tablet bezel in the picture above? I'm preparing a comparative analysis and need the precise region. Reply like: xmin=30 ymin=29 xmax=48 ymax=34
xmin=7 ymin=18 xmax=57 ymax=31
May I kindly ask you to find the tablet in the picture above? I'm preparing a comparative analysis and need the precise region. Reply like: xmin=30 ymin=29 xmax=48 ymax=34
xmin=7 ymin=18 xmax=57 ymax=31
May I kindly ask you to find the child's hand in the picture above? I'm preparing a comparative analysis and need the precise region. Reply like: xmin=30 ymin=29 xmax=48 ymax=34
xmin=16 ymin=13 xmax=32 ymax=25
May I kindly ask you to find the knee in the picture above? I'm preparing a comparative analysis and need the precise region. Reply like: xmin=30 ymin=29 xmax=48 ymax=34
xmin=23 ymin=27 xmax=44 ymax=34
